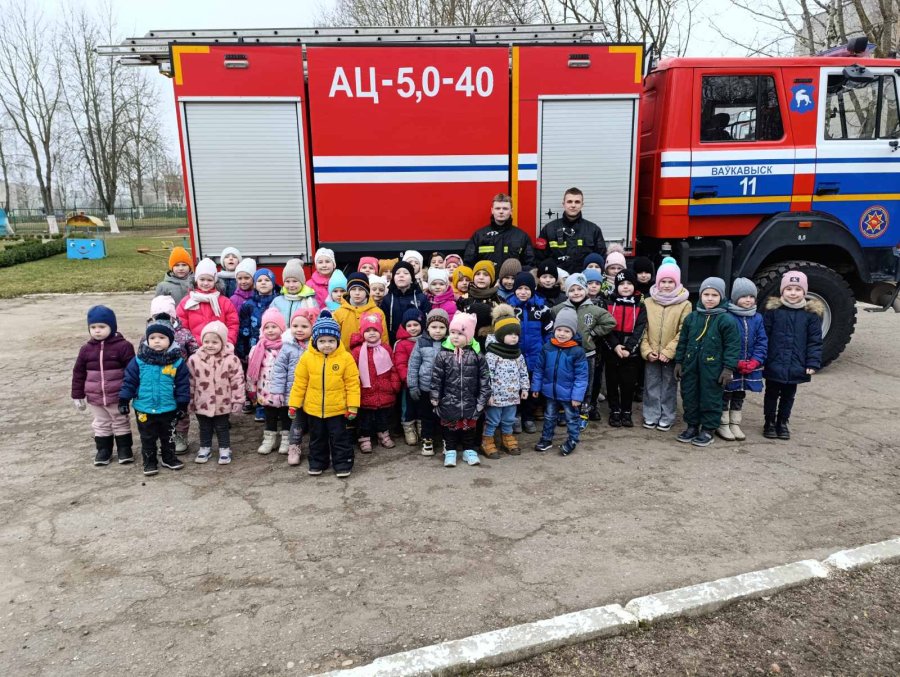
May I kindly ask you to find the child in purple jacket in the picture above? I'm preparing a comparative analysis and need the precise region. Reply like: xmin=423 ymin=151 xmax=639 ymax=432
xmin=71 ymin=306 xmax=136 ymax=466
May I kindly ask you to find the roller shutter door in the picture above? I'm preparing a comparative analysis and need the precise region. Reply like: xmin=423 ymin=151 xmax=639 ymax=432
xmin=183 ymin=101 xmax=310 ymax=258
xmin=538 ymin=98 xmax=637 ymax=246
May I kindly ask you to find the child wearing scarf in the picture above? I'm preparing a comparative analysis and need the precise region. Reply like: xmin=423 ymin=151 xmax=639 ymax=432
xmin=176 ymin=258 xmax=239 ymax=346
xmin=217 ymin=247 xmax=242 ymax=298
xmin=237 ymin=268 xmax=280 ymax=362
xmin=640 ymin=261 xmax=691 ymax=432
xmin=719 ymin=278 xmax=768 ymax=441
xmin=674 ymin=277 xmax=741 ymax=447
xmin=271 ymin=258 xmax=318 ymax=324
xmin=247 ymin=308 xmax=290 ymax=455
xmin=350 ymin=313 xmax=401 ymax=453
xmin=762 ymin=270 xmax=823 ymax=441
xmin=482 ymin=305 xmax=530 ymax=459
xmin=308 ymin=248 xmax=337 ymax=308
xmin=326 ymin=269 xmax=349 ymax=312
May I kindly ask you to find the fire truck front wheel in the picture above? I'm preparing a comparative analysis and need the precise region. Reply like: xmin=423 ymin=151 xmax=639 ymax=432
xmin=753 ymin=261 xmax=857 ymax=368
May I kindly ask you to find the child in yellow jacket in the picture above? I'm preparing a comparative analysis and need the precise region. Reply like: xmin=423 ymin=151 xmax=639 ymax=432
xmin=288 ymin=310 xmax=360 ymax=478
xmin=333 ymin=272 xmax=389 ymax=349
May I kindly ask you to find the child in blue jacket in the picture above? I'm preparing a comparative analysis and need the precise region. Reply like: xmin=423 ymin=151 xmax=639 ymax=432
xmin=720 ymin=278 xmax=768 ymax=441
xmin=119 ymin=319 xmax=191 ymax=476
xmin=507 ymin=272 xmax=552 ymax=433
xmin=531 ymin=307 xmax=589 ymax=456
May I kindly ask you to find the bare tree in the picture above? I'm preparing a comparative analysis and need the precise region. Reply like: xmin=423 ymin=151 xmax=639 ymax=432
xmin=319 ymin=0 xmax=546 ymax=26
xmin=58 ymin=3 xmax=133 ymax=231
xmin=0 ymin=0 xmax=64 ymax=232
xmin=0 ymin=127 xmax=11 ymax=212
xmin=122 ymin=70 xmax=165 ymax=217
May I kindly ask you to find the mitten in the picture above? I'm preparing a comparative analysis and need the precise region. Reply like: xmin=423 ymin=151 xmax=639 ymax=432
xmin=288 ymin=407 xmax=297 ymax=419
xmin=344 ymin=408 xmax=357 ymax=421
xmin=117 ymin=400 xmax=130 ymax=416
xmin=409 ymin=389 xmax=420 ymax=401
xmin=175 ymin=404 xmax=188 ymax=420
xmin=247 ymin=391 xmax=257 ymax=405
xmin=717 ymin=368 xmax=733 ymax=387
xmin=73 ymin=398 xmax=86 ymax=412
xmin=744 ymin=358 xmax=761 ymax=372
xmin=673 ymin=363 xmax=683 ymax=381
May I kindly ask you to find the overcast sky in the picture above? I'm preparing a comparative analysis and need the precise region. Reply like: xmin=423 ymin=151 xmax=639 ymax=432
xmin=33 ymin=0 xmax=776 ymax=151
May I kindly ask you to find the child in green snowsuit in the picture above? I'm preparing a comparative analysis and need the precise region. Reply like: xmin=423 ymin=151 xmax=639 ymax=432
xmin=673 ymin=277 xmax=740 ymax=447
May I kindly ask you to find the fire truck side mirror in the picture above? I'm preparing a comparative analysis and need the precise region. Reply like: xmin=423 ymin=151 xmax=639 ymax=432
xmin=839 ymin=65 xmax=875 ymax=90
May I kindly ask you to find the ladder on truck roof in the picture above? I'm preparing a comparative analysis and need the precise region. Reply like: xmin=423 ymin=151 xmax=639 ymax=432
xmin=97 ymin=24 xmax=603 ymax=68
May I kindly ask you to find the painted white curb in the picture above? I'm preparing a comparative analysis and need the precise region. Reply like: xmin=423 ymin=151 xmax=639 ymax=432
xmin=824 ymin=537 xmax=900 ymax=571
xmin=316 ymin=604 xmax=637 ymax=677
xmin=624 ymin=559 xmax=830 ymax=626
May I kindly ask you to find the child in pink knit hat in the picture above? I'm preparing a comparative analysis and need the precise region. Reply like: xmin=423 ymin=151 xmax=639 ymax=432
xmin=247 ymin=307 xmax=290 ymax=455
xmin=350 ymin=312 xmax=401 ymax=453
xmin=429 ymin=312 xmax=491 ymax=468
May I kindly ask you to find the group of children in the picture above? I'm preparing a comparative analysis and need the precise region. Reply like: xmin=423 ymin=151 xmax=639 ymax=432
xmin=71 ymin=244 xmax=823 ymax=477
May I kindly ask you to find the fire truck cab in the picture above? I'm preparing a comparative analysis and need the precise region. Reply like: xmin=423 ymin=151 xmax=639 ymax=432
xmin=639 ymin=54 xmax=900 ymax=363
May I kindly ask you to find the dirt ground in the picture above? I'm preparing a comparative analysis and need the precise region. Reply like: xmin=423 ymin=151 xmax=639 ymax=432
xmin=1 ymin=293 xmax=898 ymax=677
xmin=477 ymin=564 xmax=900 ymax=676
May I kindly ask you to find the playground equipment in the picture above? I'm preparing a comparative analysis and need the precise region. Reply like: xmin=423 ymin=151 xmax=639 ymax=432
xmin=65 ymin=214 xmax=107 ymax=259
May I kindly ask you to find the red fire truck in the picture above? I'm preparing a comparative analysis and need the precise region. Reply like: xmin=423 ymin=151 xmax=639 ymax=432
xmin=100 ymin=26 xmax=900 ymax=364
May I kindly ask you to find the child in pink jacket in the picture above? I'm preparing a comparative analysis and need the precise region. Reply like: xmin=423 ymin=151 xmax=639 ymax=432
xmin=425 ymin=268 xmax=457 ymax=321
xmin=247 ymin=308 xmax=290 ymax=455
xmin=307 ymin=248 xmax=337 ymax=308
xmin=187 ymin=321 xmax=245 ymax=465
xmin=176 ymin=258 xmax=239 ymax=345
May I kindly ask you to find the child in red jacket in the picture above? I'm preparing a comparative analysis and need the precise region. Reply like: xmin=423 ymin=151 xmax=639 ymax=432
xmin=351 ymin=312 xmax=401 ymax=453
xmin=176 ymin=257 xmax=239 ymax=345
xmin=394 ymin=308 xmax=424 ymax=445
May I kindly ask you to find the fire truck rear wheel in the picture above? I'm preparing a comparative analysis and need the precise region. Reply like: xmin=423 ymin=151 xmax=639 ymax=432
xmin=753 ymin=261 xmax=857 ymax=368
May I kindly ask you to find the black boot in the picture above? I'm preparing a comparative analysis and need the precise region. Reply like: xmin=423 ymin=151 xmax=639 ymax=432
xmin=620 ymin=411 xmax=634 ymax=428
xmin=160 ymin=445 xmax=184 ymax=471
xmin=115 ymin=433 xmax=134 ymax=464
xmin=677 ymin=425 xmax=699 ymax=443
xmin=763 ymin=417 xmax=777 ymax=439
xmin=142 ymin=448 xmax=159 ymax=476
xmin=608 ymin=410 xmax=622 ymax=427
xmin=776 ymin=418 xmax=791 ymax=440
xmin=93 ymin=436 xmax=114 ymax=466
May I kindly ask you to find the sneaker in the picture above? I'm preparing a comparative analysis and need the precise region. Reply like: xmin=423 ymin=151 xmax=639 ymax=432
xmin=254 ymin=406 xmax=265 ymax=423
xmin=534 ymin=438 xmax=553 ymax=452
xmin=308 ymin=468 xmax=324 ymax=476
xmin=242 ymin=401 xmax=254 ymax=415
xmin=335 ymin=470 xmax=351 ymax=478
xmin=421 ymin=439 xmax=435 ymax=456
xmin=621 ymin=412 xmax=634 ymax=428
xmin=195 ymin=447 xmax=212 ymax=464
xmin=444 ymin=450 xmax=457 ymax=467
xmin=656 ymin=422 xmax=673 ymax=432
xmin=523 ymin=420 xmax=537 ymax=434
xmin=462 ymin=449 xmax=480 ymax=466
xmin=642 ymin=421 xmax=658 ymax=430
xmin=560 ymin=439 xmax=577 ymax=456
xmin=161 ymin=457 xmax=185 ymax=470
xmin=218 ymin=448 xmax=232 ymax=465
xmin=691 ymin=430 xmax=714 ymax=447
xmin=173 ymin=433 xmax=188 ymax=454
xmin=677 ymin=426 xmax=699 ymax=443
xmin=142 ymin=460 xmax=158 ymax=476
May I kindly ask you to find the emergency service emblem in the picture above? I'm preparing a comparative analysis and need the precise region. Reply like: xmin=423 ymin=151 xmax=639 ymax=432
xmin=789 ymin=84 xmax=815 ymax=113
xmin=859 ymin=205 xmax=888 ymax=239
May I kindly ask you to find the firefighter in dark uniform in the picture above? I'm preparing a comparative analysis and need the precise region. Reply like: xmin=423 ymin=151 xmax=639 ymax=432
xmin=463 ymin=193 xmax=534 ymax=268
xmin=536 ymin=188 xmax=606 ymax=272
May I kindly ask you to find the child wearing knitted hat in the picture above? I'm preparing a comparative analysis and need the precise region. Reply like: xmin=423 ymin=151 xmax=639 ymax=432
xmin=247 ymin=308 xmax=291 ymax=455
xmin=407 ymin=308 xmax=449 ymax=455
xmin=308 ymin=248 xmax=337 ymax=308
xmin=430 ymin=312 xmax=491 ymax=467
xmin=155 ymin=246 xmax=194 ymax=304
xmin=380 ymin=261 xmax=431 ymax=343
xmin=358 ymin=256 xmax=379 ymax=277
xmin=334 ymin=272 xmax=389 ymax=348
xmin=368 ymin=274 xmax=388 ymax=306
xmin=187 ymin=321 xmax=245 ymax=465
xmin=237 ymin=267 xmax=279 ymax=365
xmin=631 ymin=257 xmax=655 ymax=297
xmin=451 ymin=266 xmax=472 ymax=300
xmin=673 ymin=277 xmax=741 ymax=447
xmin=217 ymin=247 xmax=242 ymax=297
xmin=288 ymin=310 xmax=360 ymax=477
xmin=761 ymin=270 xmax=823 ymax=440
xmin=271 ymin=307 xmax=320 ymax=465
xmin=425 ymin=268 xmax=457 ymax=321
xmin=532 ymin=307 xmax=589 ymax=455
xmin=118 ymin=318 xmax=190 ymax=476
xmin=508 ymin=271 xmax=552 ymax=433
xmin=602 ymin=252 xmax=627 ymax=302
xmin=640 ymin=261 xmax=691 ymax=431
xmin=351 ymin=312 xmax=402 ymax=453
xmin=326 ymin=269 xmax=349 ymax=312
xmin=402 ymin=250 xmax=426 ymax=288
xmin=176 ymin=257 xmax=239 ymax=347
xmin=229 ymin=258 xmax=257 ymax=312
xmin=444 ymin=254 xmax=463 ymax=274
xmin=394 ymin=307 xmax=425 ymax=445
xmin=271 ymin=258 xmax=318 ymax=325
xmin=716 ymin=278 xmax=769 ymax=442
xmin=496 ymin=258 xmax=523 ymax=302
xmin=535 ymin=260 xmax=565 ymax=307
xmin=482 ymin=305 xmax=530 ymax=458
xmin=72 ymin=305 xmax=136 ymax=466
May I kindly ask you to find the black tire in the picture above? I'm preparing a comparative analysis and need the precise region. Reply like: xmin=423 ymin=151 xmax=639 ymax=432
xmin=753 ymin=261 xmax=856 ymax=368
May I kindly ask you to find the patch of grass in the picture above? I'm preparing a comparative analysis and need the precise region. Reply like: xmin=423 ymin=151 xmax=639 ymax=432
xmin=0 ymin=233 xmax=189 ymax=298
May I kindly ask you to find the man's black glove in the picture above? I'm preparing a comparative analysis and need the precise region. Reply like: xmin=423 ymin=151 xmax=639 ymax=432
xmin=717 ymin=368 xmax=733 ymax=387
xmin=117 ymin=400 xmax=130 ymax=416
xmin=673 ymin=363 xmax=683 ymax=381
xmin=175 ymin=404 xmax=188 ymax=420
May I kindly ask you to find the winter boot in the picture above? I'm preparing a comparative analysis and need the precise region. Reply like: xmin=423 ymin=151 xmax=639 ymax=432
xmin=729 ymin=410 xmax=746 ymax=441
xmin=160 ymin=442 xmax=184 ymax=470
xmin=172 ymin=432 xmax=188 ymax=455
xmin=278 ymin=434 xmax=290 ymax=455
xmin=421 ymin=438 xmax=434 ymax=456
xmin=287 ymin=444 xmax=302 ymax=466
xmin=620 ymin=411 xmax=634 ymax=428
xmin=93 ymin=436 xmax=114 ymax=466
xmin=414 ymin=420 xmax=422 ymax=438
xmin=513 ymin=416 xmax=523 ymax=434
xmin=763 ymin=417 xmax=778 ymax=439
xmin=776 ymin=418 xmax=791 ymax=440
xmin=677 ymin=425 xmax=699 ymax=443
xmin=608 ymin=410 xmax=622 ymax=427
xmin=401 ymin=421 xmax=418 ymax=446
xmin=358 ymin=437 xmax=373 ymax=453
xmin=257 ymin=430 xmax=279 ymax=454
xmin=691 ymin=429 xmax=714 ymax=447
xmin=481 ymin=435 xmax=501 ymax=459
xmin=378 ymin=431 xmax=396 ymax=448
xmin=501 ymin=434 xmax=521 ymax=455
xmin=716 ymin=411 xmax=735 ymax=440
xmin=142 ymin=448 xmax=158 ymax=476
xmin=114 ymin=433 xmax=134 ymax=464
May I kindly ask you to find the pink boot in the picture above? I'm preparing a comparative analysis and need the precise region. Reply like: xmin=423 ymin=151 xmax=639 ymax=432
xmin=287 ymin=444 xmax=301 ymax=466
xmin=377 ymin=431 xmax=395 ymax=449
xmin=359 ymin=437 xmax=373 ymax=453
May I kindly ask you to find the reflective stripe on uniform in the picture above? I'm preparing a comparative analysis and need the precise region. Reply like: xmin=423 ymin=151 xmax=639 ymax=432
xmin=549 ymin=241 xmax=566 ymax=248
xmin=478 ymin=245 xmax=495 ymax=253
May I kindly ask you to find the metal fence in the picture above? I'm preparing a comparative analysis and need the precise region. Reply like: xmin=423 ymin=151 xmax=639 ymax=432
xmin=7 ymin=206 xmax=188 ymax=234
